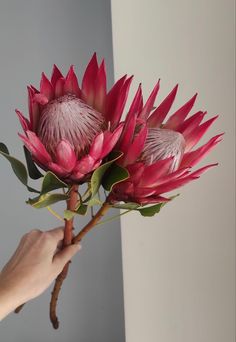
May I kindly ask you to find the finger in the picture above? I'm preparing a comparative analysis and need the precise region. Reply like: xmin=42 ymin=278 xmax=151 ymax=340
xmin=53 ymin=243 xmax=81 ymax=269
xmin=46 ymin=227 xmax=64 ymax=241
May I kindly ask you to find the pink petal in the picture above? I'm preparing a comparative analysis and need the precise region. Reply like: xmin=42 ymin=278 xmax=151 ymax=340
xmin=40 ymin=72 xmax=54 ymax=101
xmin=154 ymin=175 xmax=199 ymax=194
xmin=55 ymin=140 xmax=77 ymax=172
xmin=147 ymin=84 xmax=178 ymax=128
xmin=64 ymin=65 xmax=81 ymax=97
xmin=178 ymin=111 xmax=206 ymax=136
xmin=47 ymin=162 xmax=68 ymax=177
xmin=15 ymin=109 xmax=30 ymax=132
xmin=33 ymin=93 xmax=49 ymax=105
xmin=121 ymin=125 xmax=147 ymax=166
xmin=51 ymin=64 xmax=63 ymax=87
xmin=117 ymin=113 xmax=137 ymax=151
xmin=94 ymin=59 xmax=107 ymax=112
xmin=185 ymin=115 xmax=219 ymax=151
xmin=164 ymin=93 xmax=198 ymax=130
xmin=75 ymin=155 xmax=96 ymax=174
xmin=139 ymin=80 xmax=160 ymax=120
xmin=89 ymin=132 xmax=104 ymax=160
xmin=180 ymin=134 xmax=223 ymax=168
xmin=127 ymin=83 xmax=143 ymax=119
xmin=18 ymin=131 xmax=51 ymax=165
xmin=134 ymin=187 xmax=156 ymax=197
xmin=190 ymin=163 xmax=218 ymax=177
xmin=100 ymin=124 xmax=124 ymax=158
xmin=55 ymin=77 xmax=65 ymax=98
xmin=110 ymin=76 xmax=133 ymax=130
xmin=27 ymin=86 xmax=39 ymax=131
xmin=81 ymin=53 xmax=98 ymax=105
xmin=139 ymin=157 xmax=174 ymax=187
xmin=104 ymin=74 xmax=127 ymax=122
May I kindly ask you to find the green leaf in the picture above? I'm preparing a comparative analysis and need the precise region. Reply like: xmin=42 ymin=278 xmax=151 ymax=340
xmin=64 ymin=209 xmax=76 ymax=220
xmin=113 ymin=202 xmax=140 ymax=210
xmin=87 ymin=197 xmax=102 ymax=207
xmin=90 ymin=151 xmax=123 ymax=198
xmin=137 ymin=203 xmax=165 ymax=217
xmin=27 ymin=193 xmax=68 ymax=209
xmin=136 ymin=194 xmax=180 ymax=217
xmin=76 ymin=204 xmax=88 ymax=215
xmin=41 ymin=171 xmax=68 ymax=195
xmin=102 ymin=164 xmax=129 ymax=191
xmin=0 ymin=143 xmax=39 ymax=193
xmin=24 ymin=146 xmax=43 ymax=179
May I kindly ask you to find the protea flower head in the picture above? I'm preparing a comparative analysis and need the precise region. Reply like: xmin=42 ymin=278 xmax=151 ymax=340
xmin=16 ymin=53 xmax=134 ymax=182
xmin=110 ymin=82 xmax=223 ymax=204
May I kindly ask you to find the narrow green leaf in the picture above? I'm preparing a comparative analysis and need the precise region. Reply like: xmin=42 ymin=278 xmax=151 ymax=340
xmin=41 ymin=171 xmax=68 ymax=195
xmin=137 ymin=203 xmax=165 ymax=217
xmin=102 ymin=164 xmax=129 ymax=191
xmin=136 ymin=194 xmax=180 ymax=217
xmin=113 ymin=202 xmax=140 ymax=210
xmin=27 ymin=193 xmax=68 ymax=209
xmin=87 ymin=197 xmax=102 ymax=207
xmin=90 ymin=151 xmax=123 ymax=198
xmin=24 ymin=146 xmax=43 ymax=179
xmin=0 ymin=143 xmax=39 ymax=193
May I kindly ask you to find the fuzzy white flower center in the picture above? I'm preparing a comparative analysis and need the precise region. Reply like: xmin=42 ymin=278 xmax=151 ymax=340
xmin=142 ymin=128 xmax=186 ymax=171
xmin=37 ymin=94 xmax=105 ymax=156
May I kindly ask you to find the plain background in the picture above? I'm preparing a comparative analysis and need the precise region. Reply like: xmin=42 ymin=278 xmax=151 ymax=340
xmin=111 ymin=0 xmax=235 ymax=342
xmin=0 ymin=1 xmax=125 ymax=342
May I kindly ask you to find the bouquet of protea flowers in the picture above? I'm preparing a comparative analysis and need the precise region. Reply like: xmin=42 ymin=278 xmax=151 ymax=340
xmin=0 ymin=54 xmax=222 ymax=329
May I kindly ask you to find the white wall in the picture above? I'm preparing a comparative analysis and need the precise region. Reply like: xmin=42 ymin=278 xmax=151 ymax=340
xmin=111 ymin=1 xmax=235 ymax=341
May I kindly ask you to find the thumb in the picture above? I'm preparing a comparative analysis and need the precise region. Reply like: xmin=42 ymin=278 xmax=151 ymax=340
xmin=53 ymin=243 xmax=81 ymax=269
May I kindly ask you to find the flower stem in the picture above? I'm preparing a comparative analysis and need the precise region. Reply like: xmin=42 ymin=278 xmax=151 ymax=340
xmin=72 ymin=201 xmax=110 ymax=244
xmin=49 ymin=184 xmax=78 ymax=329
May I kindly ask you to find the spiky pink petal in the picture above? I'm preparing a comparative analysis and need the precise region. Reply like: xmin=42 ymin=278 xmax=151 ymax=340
xmin=27 ymin=86 xmax=39 ymax=131
xmin=81 ymin=53 xmax=98 ymax=105
xmin=139 ymin=158 xmax=174 ymax=187
xmin=190 ymin=163 xmax=218 ymax=177
xmin=185 ymin=115 xmax=219 ymax=151
xmin=127 ymin=84 xmax=143 ymax=119
xmin=118 ymin=113 xmax=137 ymax=151
xmin=100 ymin=124 xmax=123 ymax=158
xmin=121 ymin=126 xmax=147 ymax=166
xmin=111 ymin=76 xmax=133 ymax=130
xmin=40 ymin=73 xmax=54 ymax=101
xmin=15 ymin=110 xmax=30 ymax=132
xmin=33 ymin=93 xmax=49 ymax=105
xmin=55 ymin=140 xmax=77 ymax=172
xmin=18 ymin=131 xmax=51 ymax=165
xmin=75 ymin=155 xmax=96 ymax=174
xmin=51 ymin=64 xmax=63 ymax=87
xmin=165 ymin=93 xmax=198 ymax=130
xmin=55 ymin=77 xmax=65 ymax=98
xmin=64 ymin=65 xmax=81 ymax=97
xmin=139 ymin=80 xmax=160 ymax=120
xmin=154 ymin=175 xmax=199 ymax=194
xmin=89 ymin=132 xmax=104 ymax=159
xmin=147 ymin=84 xmax=178 ymax=127
xmin=105 ymin=74 xmax=127 ymax=122
xmin=180 ymin=134 xmax=223 ymax=168
xmin=94 ymin=60 xmax=107 ymax=112
xmin=178 ymin=111 xmax=206 ymax=136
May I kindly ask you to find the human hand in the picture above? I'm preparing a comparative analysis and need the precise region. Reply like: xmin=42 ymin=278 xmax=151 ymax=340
xmin=0 ymin=227 xmax=81 ymax=320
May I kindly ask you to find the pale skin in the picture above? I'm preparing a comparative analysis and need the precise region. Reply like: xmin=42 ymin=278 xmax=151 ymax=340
xmin=0 ymin=227 xmax=81 ymax=321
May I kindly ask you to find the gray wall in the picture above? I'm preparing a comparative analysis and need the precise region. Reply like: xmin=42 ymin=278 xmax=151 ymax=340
xmin=0 ymin=1 xmax=125 ymax=341
xmin=112 ymin=0 xmax=235 ymax=341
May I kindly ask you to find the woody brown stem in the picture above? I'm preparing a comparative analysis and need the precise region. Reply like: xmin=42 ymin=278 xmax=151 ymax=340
xmin=72 ymin=201 xmax=110 ymax=244
xmin=49 ymin=184 xmax=78 ymax=329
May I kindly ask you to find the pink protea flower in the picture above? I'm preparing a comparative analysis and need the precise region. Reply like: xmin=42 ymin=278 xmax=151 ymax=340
xmin=16 ymin=54 xmax=133 ymax=182
xmin=110 ymin=82 xmax=223 ymax=204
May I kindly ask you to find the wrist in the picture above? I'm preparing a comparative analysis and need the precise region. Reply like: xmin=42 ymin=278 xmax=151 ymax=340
xmin=0 ymin=279 xmax=24 ymax=320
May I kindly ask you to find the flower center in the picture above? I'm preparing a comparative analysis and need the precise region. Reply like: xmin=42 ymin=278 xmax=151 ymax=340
xmin=37 ymin=94 xmax=105 ymax=157
xmin=142 ymin=128 xmax=186 ymax=171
